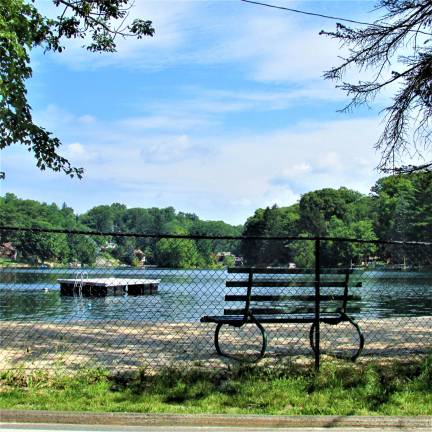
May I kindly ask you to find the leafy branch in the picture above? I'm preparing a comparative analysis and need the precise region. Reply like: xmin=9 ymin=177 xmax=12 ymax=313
xmin=0 ymin=0 xmax=154 ymax=179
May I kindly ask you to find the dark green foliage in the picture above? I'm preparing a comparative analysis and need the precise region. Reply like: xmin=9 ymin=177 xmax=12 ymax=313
xmin=241 ymin=204 xmax=299 ymax=265
xmin=240 ymin=173 xmax=430 ymax=267
xmin=299 ymin=188 xmax=364 ymax=236
xmin=0 ymin=172 xmax=430 ymax=267
xmin=371 ymin=172 xmax=432 ymax=241
xmin=155 ymin=234 xmax=203 ymax=269
xmin=0 ymin=193 xmax=96 ymax=265
xmin=78 ymin=203 xmax=242 ymax=267
xmin=68 ymin=235 xmax=98 ymax=265
xmin=0 ymin=193 xmax=242 ymax=267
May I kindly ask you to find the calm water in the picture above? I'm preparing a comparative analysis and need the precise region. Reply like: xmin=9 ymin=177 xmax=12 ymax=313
xmin=0 ymin=267 xmax=431 ymax=322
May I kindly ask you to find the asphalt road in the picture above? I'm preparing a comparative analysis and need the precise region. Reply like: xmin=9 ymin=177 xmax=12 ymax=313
xmin=2 ymin=424 xmax=432 ymax=432
xmin=1 ymin=411 xmax=431 ymax=432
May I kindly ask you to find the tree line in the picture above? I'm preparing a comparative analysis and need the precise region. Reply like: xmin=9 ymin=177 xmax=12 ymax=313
xmin=0 ymin=172 xmax=430 ymax=267
xmin=241 ymin=172 xmax=431 ymax=267
xmin=0 ymin=195 xmax=242 ymax=267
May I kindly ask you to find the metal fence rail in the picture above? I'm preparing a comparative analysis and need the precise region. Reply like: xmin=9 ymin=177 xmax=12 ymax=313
xmin=0 ymin=227 xmax=431 ymax=371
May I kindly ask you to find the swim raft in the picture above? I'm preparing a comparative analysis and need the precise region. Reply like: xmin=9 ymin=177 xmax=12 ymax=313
xmin=58 ymin=277 xmax=160 ymax=297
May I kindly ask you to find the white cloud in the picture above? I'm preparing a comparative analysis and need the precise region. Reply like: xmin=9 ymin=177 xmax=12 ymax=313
xmin=274 ymin=162 xmax=312 ymax=181
xmin=33 ymin=104 xmax=75 ymax=130
xmin=41 ymin=0 xmax=344 ymax=85
xmin=139 ymin=134 xmax=215 ymax=164
xmin=64 ymin=142 xmax=97 ymax=163
xmin=177 ymin=82 xmax=347 ymax=114
xmin=231 ymin=197 xmax=253 ymax=208
xmin=8 ymin=2 xmax=394 ymax=224
xmin=84 ymin=115 xmax=382 ymax=208
xmin=262 ymin=186 xmax=300 ymax=209
xmin=317 ymin=151 xmax=343 ymax=172
xmin=67 ymin=142 xmax=86 ymax=157
xmin=208 ymin=13 xmax=341 ymax=83
xmin=33 ymin=0 xmax=386 ymax=121
xmin=119 ymin=113 xmax=216 ymax=131
xmin=34 ymin=0 xmax=372 ymax=121
xmin=3 ymin=107 xmax=384 ymax=224
xmin=78 ymin=115 xmax=96 ymax=124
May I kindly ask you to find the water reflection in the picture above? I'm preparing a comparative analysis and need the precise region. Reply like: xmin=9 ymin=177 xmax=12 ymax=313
xmin=0 ymin=268 xmax=430 ymax=322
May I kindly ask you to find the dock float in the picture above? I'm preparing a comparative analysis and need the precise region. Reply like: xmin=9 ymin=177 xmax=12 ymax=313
xmin=58 ymin=278 xmax=160 ymax=297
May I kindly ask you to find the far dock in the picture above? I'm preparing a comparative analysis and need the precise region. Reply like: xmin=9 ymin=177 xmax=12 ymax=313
xmin=58 ymin=278 xmax=160 ymax=297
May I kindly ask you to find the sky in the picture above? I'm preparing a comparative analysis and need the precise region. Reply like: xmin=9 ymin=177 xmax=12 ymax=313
xmin=2 ymin=0 xmax=392 ymax=225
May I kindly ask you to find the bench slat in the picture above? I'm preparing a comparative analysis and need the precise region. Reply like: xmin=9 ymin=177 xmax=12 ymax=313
xmin=225 ymin=294 xmax=361 ymax=302
xmin=227 ymin=281 xmax=315 ymax=288
xmin=202 ymin=268 xmax=362 ymax=329
xmin=224 ymin=306 xmax=361 ymax=315
xmin=226 ymin=281 xmax=361 ymax=288
xmin=228 ymin=267 xmax=354 ymax=274
xmin=201 ymin=314 xmax=345 ymax=324
xmin=290 ymin=294 xmax=361 ymax=301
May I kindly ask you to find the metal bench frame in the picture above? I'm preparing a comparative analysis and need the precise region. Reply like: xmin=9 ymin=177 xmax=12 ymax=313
xmin=201 ymin=267 xmax=364 ymax=363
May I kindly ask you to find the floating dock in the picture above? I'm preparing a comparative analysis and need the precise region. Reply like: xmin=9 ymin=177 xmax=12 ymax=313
xmin=58 ymin=278 xmax=160 ymax=297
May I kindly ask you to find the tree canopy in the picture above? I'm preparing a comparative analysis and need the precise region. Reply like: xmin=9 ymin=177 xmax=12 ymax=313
xmin=322 ymin=0 xmax=432 ymax=174
xmin=0 ymin=0 xmax=154 ymax=179
xmin=240 ymin=172 xmax=431 ymax=267
xmin=0 ymin=193 xmax=242 ymax=266
xmin=0 ymin=172 xmax=430 ymax=267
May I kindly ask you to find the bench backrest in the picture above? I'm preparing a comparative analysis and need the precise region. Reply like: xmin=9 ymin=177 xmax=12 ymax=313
xmin=225 ymin=267 xmax=361 ymax=320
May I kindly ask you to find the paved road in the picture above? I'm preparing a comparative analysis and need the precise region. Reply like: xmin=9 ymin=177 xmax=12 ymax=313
xmin=2 ymin=424 xmax=431 ymax=432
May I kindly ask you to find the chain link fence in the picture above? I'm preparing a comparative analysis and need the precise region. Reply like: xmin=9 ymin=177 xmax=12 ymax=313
xmin=0 ymin=227 xmax=431 ymax=371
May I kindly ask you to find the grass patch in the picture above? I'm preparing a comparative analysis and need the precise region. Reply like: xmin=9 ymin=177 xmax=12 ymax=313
xmin=1 ymin=356 xmax=431 ymax=415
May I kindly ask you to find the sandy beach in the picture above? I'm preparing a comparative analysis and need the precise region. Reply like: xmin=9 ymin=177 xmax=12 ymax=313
xmin=1 ymin=316 xmax=430 ymax=370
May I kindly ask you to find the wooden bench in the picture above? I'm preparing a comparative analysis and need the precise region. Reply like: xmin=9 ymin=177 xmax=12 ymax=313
xmin=201 ymin=267 xmax=364 ymax=362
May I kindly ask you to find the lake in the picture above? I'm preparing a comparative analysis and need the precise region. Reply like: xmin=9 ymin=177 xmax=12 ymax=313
xmin=0 ymin=267 xmax=431 ymax=322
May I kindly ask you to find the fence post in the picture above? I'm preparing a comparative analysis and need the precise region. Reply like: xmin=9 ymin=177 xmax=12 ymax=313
xmin=314 ymin=237 xmax=321 ymax=370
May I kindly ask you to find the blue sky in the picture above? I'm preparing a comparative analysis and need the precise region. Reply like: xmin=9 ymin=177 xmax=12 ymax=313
xmin=2 ymin=0 xmax=392 ymax=225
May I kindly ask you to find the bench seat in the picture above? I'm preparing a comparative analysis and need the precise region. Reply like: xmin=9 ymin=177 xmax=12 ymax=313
xmin=201 ymin=312 xmax=346 ymax=325
xmin=200 ymin=267 xmax=364 ymax=362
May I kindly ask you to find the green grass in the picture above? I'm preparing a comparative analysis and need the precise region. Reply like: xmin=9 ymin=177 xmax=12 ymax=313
xmin=1 ymin=356 xmax=431 ymax=415
xmin=0 ymin=258 xmax=29 ymax=267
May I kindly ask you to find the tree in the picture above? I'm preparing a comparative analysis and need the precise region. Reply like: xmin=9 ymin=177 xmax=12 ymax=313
xmin=410 ymin=172 xmax=432 ymax=240
xmin=371 ymin=172 xmax=432 ymax=241
xmin=298 ymin=188 xmax=365 ymax=236
xmin=68 ymin=234 xmax=97 ymax=265
xmin=324 ymin=217 xmax=377 ymax=266
xmin=322 ymin=0 xmax=432 ymax=174
xmin=155 ymin=237 xmax=202 ymax=269
xmin=80 ymin=205 xmax=115 ymax=232
xmin=289 ymin=237 xmax=315 ymax=268
xmin=1 ymin=0 xmax=154 ymax=179
xmin=240 ymin=204 xmax=300 ymax=266
xmin=15 ymin=222 xmax=70 ymax=263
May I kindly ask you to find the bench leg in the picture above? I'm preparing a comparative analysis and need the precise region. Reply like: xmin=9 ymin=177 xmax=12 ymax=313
xmin=214 ymin=322 xmax=268 ymax=362
xmin=343 ymin=315 xmax=365 ymax=361
xmin=309 ymin=318 xmax=364 ymax=362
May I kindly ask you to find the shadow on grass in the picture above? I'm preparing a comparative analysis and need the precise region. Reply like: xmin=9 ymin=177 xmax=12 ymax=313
xmin=106 ymin=354 xmax=432 ymax=413
xmin=1 ymin=354 xmax=431 ymax=415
